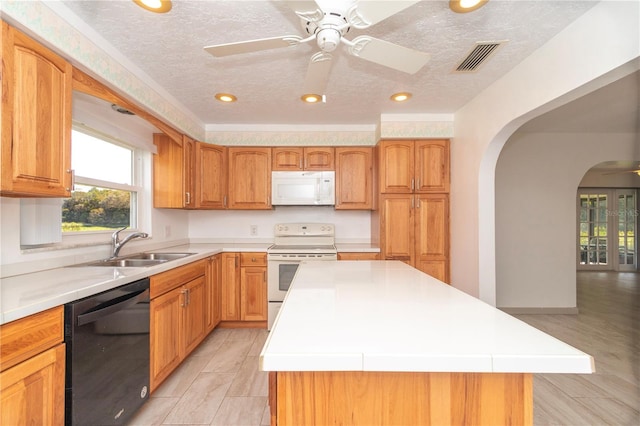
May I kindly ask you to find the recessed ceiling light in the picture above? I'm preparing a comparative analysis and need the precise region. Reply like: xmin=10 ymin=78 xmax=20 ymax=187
xmin=449 ymin=0 xmax=488 ymax=13
xmin=301 ymin=94 xmax=323 ymax=103
xmin=390 ymin=92 xmax=412 ymax=102
xmin=215 ymin=93 xmax=237 ymax=103
xmin=133 ymin=0 xmax=172 ymax=13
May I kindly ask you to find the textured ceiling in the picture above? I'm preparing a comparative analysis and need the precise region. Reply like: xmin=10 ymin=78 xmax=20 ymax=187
xmin=59 ymin=0 xmax=598 ymax=126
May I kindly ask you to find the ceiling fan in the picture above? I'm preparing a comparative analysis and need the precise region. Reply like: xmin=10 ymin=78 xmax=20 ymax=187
xmin=603 ymin=168 xmax=640 ymax=176
xmin=204 ymin=0 xmax=430 ymax=102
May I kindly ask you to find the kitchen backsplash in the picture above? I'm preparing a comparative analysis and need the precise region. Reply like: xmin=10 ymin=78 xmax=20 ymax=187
xmin=188 ymin=206 xmax=371 ymax=243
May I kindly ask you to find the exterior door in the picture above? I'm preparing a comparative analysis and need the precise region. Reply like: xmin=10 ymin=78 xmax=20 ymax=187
xmin=578 ymin=190 xmax=637 ymax=270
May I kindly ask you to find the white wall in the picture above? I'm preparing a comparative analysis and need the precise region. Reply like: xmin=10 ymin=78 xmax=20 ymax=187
xmin=451 ymin=1 xmax=640 ymax=304
xmin=188 ymin=207 xmax=371 ymax=243
xmin=495 ymin=132 xmax=639 ymax=309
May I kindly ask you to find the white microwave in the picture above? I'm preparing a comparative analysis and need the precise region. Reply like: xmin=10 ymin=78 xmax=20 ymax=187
xmin=271 ymin=171 xmax=335 ymax=206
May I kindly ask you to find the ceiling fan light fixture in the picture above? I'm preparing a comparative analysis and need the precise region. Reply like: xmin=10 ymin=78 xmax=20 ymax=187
xmin=449 ymin=0 xmax=488 ymax=13
xmin=390 ymin=92 xmax=412 ymax=102
xmin=133 ymin=0 xmax=172 ymax=13
xmin=215 ymin=93 xmax=237 ymax=103
xmin=301 ymin=94 xmax=323 ymax=103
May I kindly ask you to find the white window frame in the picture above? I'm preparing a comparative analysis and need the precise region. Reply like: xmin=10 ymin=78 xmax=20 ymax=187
xmin=577 ymin=188 xmax=638 ymax=271
xmin=61 ymin=125 xmax=151 ymax=245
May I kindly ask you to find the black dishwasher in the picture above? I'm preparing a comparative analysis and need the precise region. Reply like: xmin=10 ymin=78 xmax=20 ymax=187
xmin=64 ymin=277 xmax=150 ymax=425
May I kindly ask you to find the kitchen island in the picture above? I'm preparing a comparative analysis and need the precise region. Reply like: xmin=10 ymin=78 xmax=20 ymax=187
xmin=260 ymin=261 xmax=594 ymax=425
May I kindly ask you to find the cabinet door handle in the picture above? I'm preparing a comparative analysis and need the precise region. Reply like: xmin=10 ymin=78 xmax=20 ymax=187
xmin=66 ymin=169 xmax=75 ymax=192
xmin=416 ymin=178 xmax=420 ymax=190
xmin=185 ymin=192 xmax=191 ymax=205
xmin=223 ymin=195 xmax=227 ymax=208
xmin=411 ymin=197 xmax=415 ymax=209
xmin=416 ymin=198 xmax=421 ymax=208
xmin=411 ymin=178 xmax=415 ymax=191
xmin=181 ymin=289 xmax=187 ymax=307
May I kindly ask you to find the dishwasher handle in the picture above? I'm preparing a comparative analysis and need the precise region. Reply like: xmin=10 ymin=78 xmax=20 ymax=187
xmin=77 ymin=288 xmax=148 ymax=327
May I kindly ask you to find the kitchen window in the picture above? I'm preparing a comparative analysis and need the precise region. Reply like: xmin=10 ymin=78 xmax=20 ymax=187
xmin=62 ymin=127 xmax=144 ymax=233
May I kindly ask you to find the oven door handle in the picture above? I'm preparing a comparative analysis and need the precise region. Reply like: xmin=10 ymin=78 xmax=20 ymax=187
xmin=77 ymin=289 xmax=149 ymax=327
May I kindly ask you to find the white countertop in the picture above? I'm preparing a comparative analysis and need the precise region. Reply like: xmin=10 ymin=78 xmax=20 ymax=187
xmin=0 ymin=243 xmax=271 ymax=324
xmin=260 ymin=261 xmax=595 ymax=374
xmin=0 ymin=242 xmax=381 ymax=325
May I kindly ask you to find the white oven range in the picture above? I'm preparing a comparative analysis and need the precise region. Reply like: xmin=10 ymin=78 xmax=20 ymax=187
xmin=267 ymin=223 xmax=337 ymax=330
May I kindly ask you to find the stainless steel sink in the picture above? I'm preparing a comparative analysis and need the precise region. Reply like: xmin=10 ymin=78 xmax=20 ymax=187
xmin=74 ymin=252 xmax=195 ymax=267
xmin=127 ymin=252 xmax=195 ymax=261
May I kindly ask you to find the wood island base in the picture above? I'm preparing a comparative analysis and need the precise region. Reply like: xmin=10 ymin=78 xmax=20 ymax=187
xmin=269 ymin=371 xmax=532 ymax=426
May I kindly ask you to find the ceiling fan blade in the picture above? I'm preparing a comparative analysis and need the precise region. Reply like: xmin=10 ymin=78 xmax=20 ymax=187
xmin=348 ymin=0 xmax=421 ymax=29
xmin=285 ymin=0 xmax=323 ymax=22
xmin=347 ymin=36 xmax=430 ymax=74
xmin=204 ymin=35 xmax=303 ymax=57
xmin=603 ymin=169 xmax=640 ymax=175
xmin=302 ymin=52 xmax=333 ymax=96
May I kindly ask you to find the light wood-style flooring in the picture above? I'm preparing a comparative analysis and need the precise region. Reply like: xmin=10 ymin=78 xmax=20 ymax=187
xmin=516 ymin=271 xmax=639 ymax=425
xmin=128 ymin=271 xmax=639 ymax=425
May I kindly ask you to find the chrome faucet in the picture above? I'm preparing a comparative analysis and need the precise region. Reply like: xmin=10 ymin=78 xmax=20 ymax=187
xmin=111 ymin=226 xmax=149 ymax=258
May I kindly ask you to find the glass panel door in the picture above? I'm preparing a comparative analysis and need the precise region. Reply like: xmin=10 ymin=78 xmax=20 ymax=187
xmin=579 ymin=194 xmax=608 ymax=266
xmin=617 ymin=191 xmax=636 ymax=269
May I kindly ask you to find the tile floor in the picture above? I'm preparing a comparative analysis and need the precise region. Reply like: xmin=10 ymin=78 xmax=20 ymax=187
xmin=127 ymin=328 xmax=270 ymax=426
xmin=128 ymin=271 xmax=639 ymax=425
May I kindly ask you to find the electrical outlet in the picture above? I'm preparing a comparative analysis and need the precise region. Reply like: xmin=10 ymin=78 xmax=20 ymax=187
xmin=164 ymin=225 xmax=171 ymax=238
xmin=250 ymin=225 xmax=258 ymax=236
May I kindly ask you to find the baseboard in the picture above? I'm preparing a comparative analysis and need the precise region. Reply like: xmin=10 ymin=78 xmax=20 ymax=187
xmin=500 ymin=307 xmax=579 ymax=315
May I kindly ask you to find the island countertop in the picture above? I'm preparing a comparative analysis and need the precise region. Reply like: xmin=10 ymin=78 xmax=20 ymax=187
xmin=260 ymin=260 xmax=594 ymax=374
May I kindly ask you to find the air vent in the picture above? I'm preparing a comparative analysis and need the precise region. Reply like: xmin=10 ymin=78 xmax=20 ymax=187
xmin=111 ymin=104 xmax=135 ymax=115
xmin=454 ymin=41 xmax=506 ymax=72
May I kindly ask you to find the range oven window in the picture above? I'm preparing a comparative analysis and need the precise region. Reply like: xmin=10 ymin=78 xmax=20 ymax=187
xmin=279 ymin=263 xmax=299 ymax=292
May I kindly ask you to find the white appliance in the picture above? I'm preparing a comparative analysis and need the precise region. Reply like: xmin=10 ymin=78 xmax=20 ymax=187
xmin=271 ymin=171 xmax=335 ymax=206
xmin=267 ymin=223 xmax=338 ymax=330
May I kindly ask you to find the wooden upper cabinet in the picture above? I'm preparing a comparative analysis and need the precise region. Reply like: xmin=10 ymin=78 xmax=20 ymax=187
xmin=227 ymin=147 xmax=272 ymax=209
xmin=272 ymin=147 xmax=334 ymax=171
xmin=379 ymin=140 xmax=449 ymax=194
xmin=378 ymin=140 xmax=415 ymax=193
xmin=415 ymin=140 xmax=450 ymax=193
xmin=195 ymin=142 xmax=227 ymax=209
xmin=183 ymin=136 xmax=196 ymax=208
xmin=1 ymin=21 xmax=72 ymax=197
xmin=153 ymin=133 xmax=186 ymax=208
xmin=304 ymin=147 xmax=334 ymax=170
xmin=335 ymin=147 xmax=373 ymax=210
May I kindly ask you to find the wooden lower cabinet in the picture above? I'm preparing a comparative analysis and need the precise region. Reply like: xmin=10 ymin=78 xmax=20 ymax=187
xmin=206 ymin=254 xmax=222 ymax=333
xmin=221 ymin=252 xmax=267 ymax=327
xmin=150 ymin=260 xmax=207 ymax=392
xmin=270 ymin=371 xmax=532 ymax=426
xmin=0 ymin=306 xmax=65 ymax=426
xmin=379 ymin=193 xmax=449 ymax=282
xmin=337 ymin=252 xmax=380 ymax=261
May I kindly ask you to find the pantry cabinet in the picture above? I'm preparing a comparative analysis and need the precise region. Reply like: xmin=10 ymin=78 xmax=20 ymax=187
xmin=150 ymin=260 xmax=207 ymax=391
xmin=375 ymin=139 xmax=450 ymax=283
xmin=221 ymin=252 xmax=267 ymax=325
xmin=335 ymin=147 xmax=374 ymax=210
xmin=0 ymin=306 xmax=65 ymax=426
xmin=379 ymin=193 xmax=449 ymax=282
xmin=378 ymin=140 xmax=449 ymax=193
xmin=227 ymin=147 xmax=272 ymax=209
xmin=272 ymin=147 xmax=334 ymax=171
xmin=1 ymin=21 xmax=73 ymax=198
